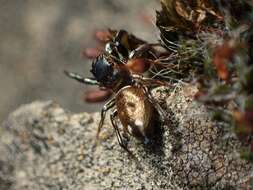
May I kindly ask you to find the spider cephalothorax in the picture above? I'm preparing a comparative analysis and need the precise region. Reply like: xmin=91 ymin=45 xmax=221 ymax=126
xmin=90 ymin=54 xmax=133 ymax=90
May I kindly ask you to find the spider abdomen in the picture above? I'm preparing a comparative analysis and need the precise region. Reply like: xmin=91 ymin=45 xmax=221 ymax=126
xmin=116 ymin=86 xmax=155 ymax=141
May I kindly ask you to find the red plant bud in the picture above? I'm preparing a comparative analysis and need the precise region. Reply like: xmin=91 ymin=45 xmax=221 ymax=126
xmin=233 ymin=110 xmax=253 ymax=142
xmin=95 ymin=30 xmax=112 ymax=42
xmin=213 ymin=41 xmax=235 ymax=80
xmin=194 ymin=90 xmax=207 ymax=100
xmin=82 ymin=48 xmax=102 ymax=59
xmin=83 ymin=89 xmax=112 ymax=103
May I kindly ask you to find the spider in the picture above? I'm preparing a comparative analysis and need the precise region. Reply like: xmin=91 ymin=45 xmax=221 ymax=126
xmin=65 ymin=30 xmax=167 ymax=152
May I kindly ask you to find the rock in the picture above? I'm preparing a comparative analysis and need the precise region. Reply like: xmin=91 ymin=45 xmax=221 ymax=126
xmin=0 ymin=85 xmax=252 ymax=190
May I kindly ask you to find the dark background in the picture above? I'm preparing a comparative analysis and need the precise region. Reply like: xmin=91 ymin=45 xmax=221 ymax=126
xmin=0 ymin=0 xmax=159 ymax=121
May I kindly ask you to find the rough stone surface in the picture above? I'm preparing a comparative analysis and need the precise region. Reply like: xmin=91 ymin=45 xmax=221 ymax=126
xmin=0 ymin=85 xmax=252 ymax=190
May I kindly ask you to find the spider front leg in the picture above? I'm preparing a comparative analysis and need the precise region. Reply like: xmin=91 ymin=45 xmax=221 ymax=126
xmin=96 ymin=98 xmax=115 ymax=139
xmin=105 ymin=30 xmax=129 ymax=60
xmin=129 ymin=43 xmax=155 ymax=59
xmin=64 ymin=70 xmax=99 ymax=85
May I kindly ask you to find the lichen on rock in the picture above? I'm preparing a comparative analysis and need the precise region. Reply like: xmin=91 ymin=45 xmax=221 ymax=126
xmin=0 ymin=85 xmax=252 ymax=190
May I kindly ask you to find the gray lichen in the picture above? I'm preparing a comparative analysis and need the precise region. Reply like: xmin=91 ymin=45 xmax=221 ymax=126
xmin=0 ymin=85 xmax=252 ymax=190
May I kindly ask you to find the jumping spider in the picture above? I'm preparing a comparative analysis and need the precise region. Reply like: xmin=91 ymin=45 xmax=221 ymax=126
xmin=65 ymin=30 xmax=167 ymax=152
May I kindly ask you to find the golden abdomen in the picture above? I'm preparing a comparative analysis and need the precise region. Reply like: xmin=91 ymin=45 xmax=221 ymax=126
xmin=115 ymin=86 xmax=155 ymax=140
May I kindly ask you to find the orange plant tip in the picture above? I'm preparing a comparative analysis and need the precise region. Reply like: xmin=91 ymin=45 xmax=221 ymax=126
xmin=126 ymin=58 xmax=151 ymax=74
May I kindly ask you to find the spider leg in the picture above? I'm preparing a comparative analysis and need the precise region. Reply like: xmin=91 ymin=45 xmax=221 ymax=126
xmin=64 ymin=70 xmax=99 ymax=85
xmin=129 ymin=43 xmax=165 ymax=58
xmin=110 ymin=110 xmax=133 ymax=155
xmin=133 ymin=74 xmax=170 ymax=87
xmin=105 ymin=30 xmax=129 ymax=60
xmin=137 ymin=82 xmax=167 ymax=121
xmin=96 ymin=98 xmax=115 ymax=139
xmin=129 ymin=44 xmax=154 ymax=59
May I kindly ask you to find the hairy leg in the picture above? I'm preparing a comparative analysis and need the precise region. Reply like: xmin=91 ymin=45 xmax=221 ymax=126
xmin=96 ymin=98 xmax=115 ymax=139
